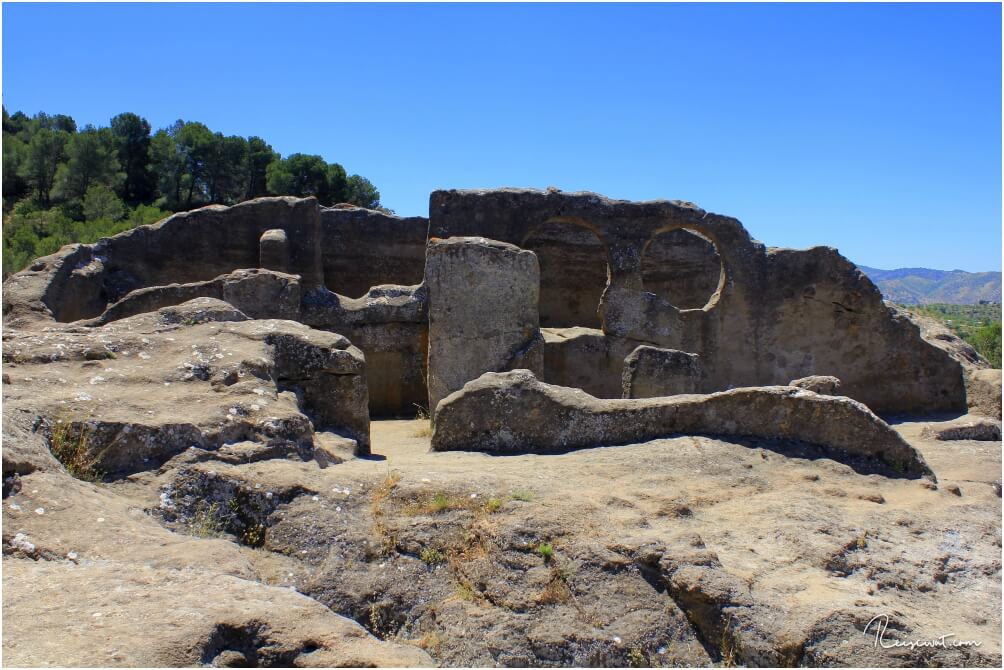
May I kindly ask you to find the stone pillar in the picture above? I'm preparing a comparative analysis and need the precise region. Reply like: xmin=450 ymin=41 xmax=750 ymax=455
xmin=260 ymin=229 xmax=291 ymax=273
xmin=425 ymin=237 xmax=543 ymax=417
xmin=622 ymin=345 xmax=702 ymax=398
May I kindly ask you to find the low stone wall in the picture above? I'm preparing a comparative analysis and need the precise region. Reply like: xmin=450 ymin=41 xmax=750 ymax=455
xmin=86 ymin=269 xmax=301 ymax=325
xmin=432 ymin=370 xmax=933 ymax=479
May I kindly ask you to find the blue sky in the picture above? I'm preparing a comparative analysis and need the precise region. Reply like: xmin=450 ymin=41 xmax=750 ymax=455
xmin=3 ymin=2 xmax=1001 ymax=271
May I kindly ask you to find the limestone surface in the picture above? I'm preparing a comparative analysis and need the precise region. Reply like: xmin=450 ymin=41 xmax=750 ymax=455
xmin=4 ymin=193 xmax=994 ymax=417
xmin=86 ymin=268 xmax=302 ymax=325
xmin=430 ymin=188 xmax=969 ymax=414
xmin=259 ymin=228 xmax=291 ymax=273
xmin=4 ymin=412 xmax=999 ymax=667
xmin=542 ymin=327 xmax=643 ymax=398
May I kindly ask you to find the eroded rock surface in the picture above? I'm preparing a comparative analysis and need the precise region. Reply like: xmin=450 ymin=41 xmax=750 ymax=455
xmin=86 ymin=268 xmax=303 ymax=325
xmin=900 ymin=305 xmax=990 ymax=369
xmin=5 ymin=193 xmax=990 ymax=417
xmin=2 ymin=298 xmax=370 ymax=476
xmin=0 ymin=440 xmax=430 ymax=667
xmin=921 ymin=415 xmax=1002 ymax=442
xmin=430 ymin=188 xmax=968 ymax=415
xmin=6 ymin=409 xmax=997 ymax=667
xmin=542 ymin=327 xmax=644 ymax=399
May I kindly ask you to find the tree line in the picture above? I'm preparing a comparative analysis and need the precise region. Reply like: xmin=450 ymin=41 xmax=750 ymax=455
xmin=2 ymin=108 xmax=384 ymax=276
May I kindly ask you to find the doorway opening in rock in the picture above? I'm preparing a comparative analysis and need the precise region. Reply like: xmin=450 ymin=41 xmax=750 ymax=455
xmin=521 ymin=220 xmax=608 ymax=329
xmin=641 ymin=228 xmax=723 ymax=310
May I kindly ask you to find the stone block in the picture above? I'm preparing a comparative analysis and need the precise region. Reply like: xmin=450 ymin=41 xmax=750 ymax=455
xmin=622 ymin=345 xmax=702 ymax=398
xmin=425 ymin=236 xmax=542 ymax=416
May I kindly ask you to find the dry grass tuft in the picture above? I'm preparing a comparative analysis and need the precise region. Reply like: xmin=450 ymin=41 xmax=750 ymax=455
xmin=412 ymin=421 xmax=433 ymax=438
xmin=370 ymin=470 xmax=403 ymax=556
xmin=47 ymin=420 xmax=103 ymax=482
xmin=536 ymin=576 xmax=573 ymax=605
xmin=188 ymin=501 xmax=225 ymax=538
xmin=719 ymin=614 xmax=740 ymax=667
xmin=405 ymin=491 xmax=478 ymax=516
xmin=411 ymin=405 xmax=433 ymax=437
xmin=413 ymin=631 xmax=443 ymax=653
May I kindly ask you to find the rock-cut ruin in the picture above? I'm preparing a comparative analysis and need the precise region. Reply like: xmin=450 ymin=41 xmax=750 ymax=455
xmin=2 ymin=188 xmax=1001 ymax=667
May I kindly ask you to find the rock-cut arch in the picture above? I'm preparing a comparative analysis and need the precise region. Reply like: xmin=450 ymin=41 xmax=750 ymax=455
xmin=521 ymin=219 xmax=609 ymax=328
xmin=641 ymin=227 xmax=724 ymax=310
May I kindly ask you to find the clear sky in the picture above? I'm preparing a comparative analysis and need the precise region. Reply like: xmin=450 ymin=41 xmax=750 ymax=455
xmin=3 ymin=2 xmax=1001 ymax=271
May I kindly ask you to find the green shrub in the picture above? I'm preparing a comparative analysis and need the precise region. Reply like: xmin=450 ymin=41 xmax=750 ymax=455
xmin=970 ymin=322 xmax=1002 ymax=367
xmin=484 ymin=497 xmax=504 ymax=513
xmin=420 ymin=547 xmax=445 ymax=565
xmin=2 ymin=202 xmax=168 ymax=278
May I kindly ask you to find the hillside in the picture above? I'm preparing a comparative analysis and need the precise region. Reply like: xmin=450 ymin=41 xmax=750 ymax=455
xmin=858 ymin=265 xmax=1002 ymax=305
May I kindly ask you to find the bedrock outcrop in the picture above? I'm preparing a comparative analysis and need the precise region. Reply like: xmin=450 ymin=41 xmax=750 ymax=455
xmin=621 ymin=345 xmax=702 ymax=398
xmin=0 ymin=406 xmax=430 ymax=668
xmin=920 ymin=415 xmax=1002 ymax=442
xmin=84 ymin=268 xmax=303 ymax=325
xmin=7 ymin=410 xmax=999 ymax=667
xmin=2 ymin=298 xmax=370 ymax=475
xmin=2 ymin=190 xmax=1000 ymax=668
xmin=4 ymin=347 xmax=1001 ymax=668
xmin=432 ymin=370 xmax=933 ymax=478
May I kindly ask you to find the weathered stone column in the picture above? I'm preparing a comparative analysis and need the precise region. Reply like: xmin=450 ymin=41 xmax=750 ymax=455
xmin=425 ymin=237 xmax=543 ymax=417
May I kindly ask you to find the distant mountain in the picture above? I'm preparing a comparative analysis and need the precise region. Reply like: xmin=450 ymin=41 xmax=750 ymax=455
xmin=857 ymin=266 xmax=1002 ymax=305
